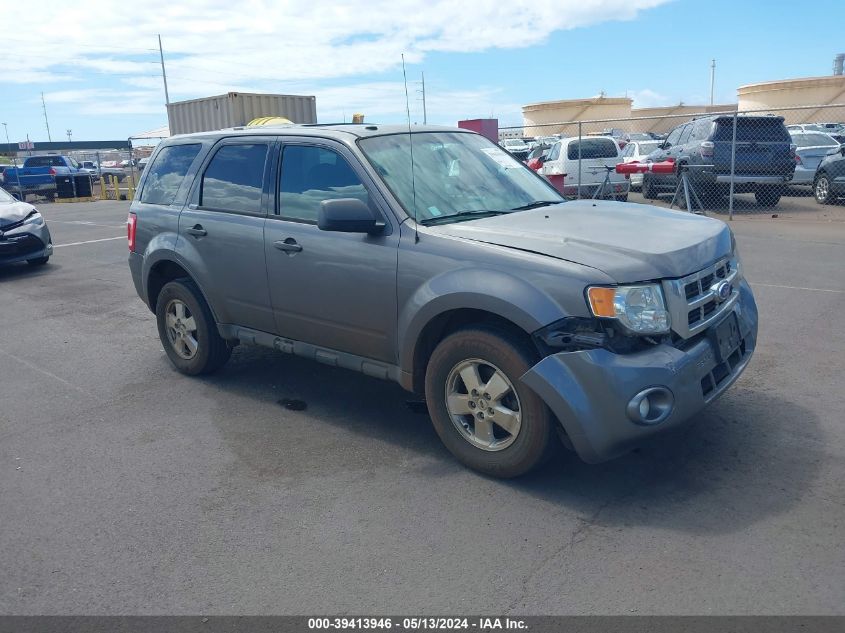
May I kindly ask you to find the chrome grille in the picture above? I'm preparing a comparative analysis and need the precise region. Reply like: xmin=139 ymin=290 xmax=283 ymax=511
xmin=663 ymin=257 xmax=740 ymax=339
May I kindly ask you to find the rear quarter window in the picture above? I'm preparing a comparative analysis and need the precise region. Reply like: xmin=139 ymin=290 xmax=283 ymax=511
xmin=567 ymin=138 xmax=618 ymax=160
xmin=140 ymin=144 xmax=202 ymax=206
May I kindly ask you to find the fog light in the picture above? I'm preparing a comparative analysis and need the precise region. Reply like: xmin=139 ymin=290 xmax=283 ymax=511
xmin=627 ymin=387 xmax=674 ymax=425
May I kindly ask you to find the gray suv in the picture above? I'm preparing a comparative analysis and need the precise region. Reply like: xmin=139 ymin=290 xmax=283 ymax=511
xmin=129 ymin=125 xmax=758 ymax=478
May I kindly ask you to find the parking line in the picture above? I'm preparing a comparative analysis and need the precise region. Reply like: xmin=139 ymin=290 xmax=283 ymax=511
xmin=0 ymin=349 xmax=93 ymax=396
xmin=754 ymin=282 xmax=844 ymax=294
xmin=54 ymin=236 xmax=125 ymax=248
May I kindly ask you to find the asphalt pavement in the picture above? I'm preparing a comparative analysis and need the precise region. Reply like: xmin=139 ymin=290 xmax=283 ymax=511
xmin=0 ymin=199 xmax=843 ymax=615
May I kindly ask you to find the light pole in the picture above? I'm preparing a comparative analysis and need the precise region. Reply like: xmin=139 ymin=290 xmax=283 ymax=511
xmin=67 ymin=129 xmax=72 ymax=143
xmin=2 ymin=122 xmax=24 ymax=200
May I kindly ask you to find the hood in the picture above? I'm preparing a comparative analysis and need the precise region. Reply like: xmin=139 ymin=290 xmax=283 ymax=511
xmin=0 ymin=199 xmax=37 ymax=229
xmin=427 ymin=200 xmax=732 ymax=282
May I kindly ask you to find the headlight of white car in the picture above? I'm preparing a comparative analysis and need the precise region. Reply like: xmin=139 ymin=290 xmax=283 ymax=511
xmin=586 ymin=283 xmax=670 ymax=335
xmin=23 ymin=210 xmax=44 ymax=226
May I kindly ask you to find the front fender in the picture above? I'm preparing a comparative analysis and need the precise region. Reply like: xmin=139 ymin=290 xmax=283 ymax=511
xmin=398 ymin=267 xmax=569 ymax=376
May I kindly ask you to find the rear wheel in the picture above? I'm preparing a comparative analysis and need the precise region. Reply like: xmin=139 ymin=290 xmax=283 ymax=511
xmin=615 ymin=193 xmax=628 ymax=202
xmin=814 ymin=174 xmax=834 ymax=204
xmin=642 ymin=174 xmax=657 ymax=199
xmin=755 ymin=186 xmax=782 ymax=208
xmin=424 ymin=326 xmax=554 ymax=478
xmin=155 ymin=279 xmax=231 ymax=375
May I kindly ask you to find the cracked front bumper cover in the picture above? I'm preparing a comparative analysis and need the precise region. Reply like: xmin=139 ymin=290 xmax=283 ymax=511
xmin=521 ymin=280 xmax=758 ymax=463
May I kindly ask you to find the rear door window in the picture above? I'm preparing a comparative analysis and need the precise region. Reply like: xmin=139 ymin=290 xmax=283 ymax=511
xmin=140 ymin=144 xmax=202 ymax=206
xmin=199 ymin=143 xmax=269 ymax=214
xmin=664 ymin=126 xmax=683 ymax=147
xmin=567 ymin=138 xmax=618 ymax=160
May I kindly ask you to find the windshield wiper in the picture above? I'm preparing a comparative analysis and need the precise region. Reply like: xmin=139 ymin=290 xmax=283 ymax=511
xmin=420 ymin=209 xmax=510 ymax=226
xmin=510 ymin=200 xmax=562 ymax=211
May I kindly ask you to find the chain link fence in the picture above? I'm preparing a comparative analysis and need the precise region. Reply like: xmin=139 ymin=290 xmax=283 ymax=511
xmin=502 ymin=103 xmax=845 ymax=219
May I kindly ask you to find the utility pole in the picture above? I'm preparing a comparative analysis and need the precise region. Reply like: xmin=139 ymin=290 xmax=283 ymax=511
xmin=158 ymin=34 xmax=170 ymax=106
xmin=41 ymin=92 xmax=52 ymax=142
xmin=421 ymin=72 xmax=427 ymax=125
xmin=710 ymin=59 xmax=716 ymax=107
xmin=415 ymin=72 xmax=427 ymax=124
xmin=2 ymin=122 xmax=24 ymax=200
xmin=66 ymin=129 xmax=72 ymax=143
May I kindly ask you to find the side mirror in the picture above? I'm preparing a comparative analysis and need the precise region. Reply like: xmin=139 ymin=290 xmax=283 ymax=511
xmin=318 ymin=198 xmax=384 ymax=234
xmin=840 ymin=145 xmax=845 ymax=156
xmin=659 ymin=142 xmax=670 ymax=150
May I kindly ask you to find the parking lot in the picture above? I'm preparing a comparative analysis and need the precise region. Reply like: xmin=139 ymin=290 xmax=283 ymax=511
xmin=1 ymin=199 xmax=843 ymax=615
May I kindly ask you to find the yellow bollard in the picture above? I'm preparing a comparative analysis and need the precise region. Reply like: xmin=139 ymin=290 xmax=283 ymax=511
xmin=99 ymin=176 xmax=107 ymax=199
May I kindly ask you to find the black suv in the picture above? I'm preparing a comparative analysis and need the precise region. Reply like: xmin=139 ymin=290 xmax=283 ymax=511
xmin=642 ymin=115 xmax=795 ymax=208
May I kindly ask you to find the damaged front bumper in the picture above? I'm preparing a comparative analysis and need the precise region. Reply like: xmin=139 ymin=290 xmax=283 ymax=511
xmin=521 ymin=280 xmax=758 ymax=463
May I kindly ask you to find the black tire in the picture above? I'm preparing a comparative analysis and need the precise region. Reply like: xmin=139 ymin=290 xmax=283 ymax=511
xmin=26 ymin=256 xmax=49 ymax=266
xmin=755 ymin=187 xmax=781 ymax=208
xmin=424 ymin=325 xmax=554 ymax=478
xmin=615 ymin=193 xmax=628 ymax=202
xmin=814 ymin=173 xmax=834 ymax=205
xmin=642 ymin=174 xmax=657 ymax=199
xmin=155 ymin=279 xmax=231 ymax=375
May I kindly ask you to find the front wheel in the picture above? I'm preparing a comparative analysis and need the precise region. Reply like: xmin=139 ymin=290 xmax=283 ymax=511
xmin=425 ymin=326 xmax=555 ymax=478
xmin=642 ymin=174 xmax=657 ymax=199
xmin=814 ymin=174 xmax=834 ymax=204
xmin=155 ymin=279 xmax=231 ymax=375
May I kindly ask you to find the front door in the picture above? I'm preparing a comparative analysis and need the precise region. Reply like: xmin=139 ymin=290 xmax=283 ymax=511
xmin=264 ymin=140 xmax=398 ymax=363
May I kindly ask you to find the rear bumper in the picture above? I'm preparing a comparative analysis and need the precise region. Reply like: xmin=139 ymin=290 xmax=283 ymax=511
xmin=791 ymin=166 xmax=815 ymax=186
xmin=129 ymin=251 xmax=147 ymax=306
xmin=521 ymin=279 xmax=758 ymax=463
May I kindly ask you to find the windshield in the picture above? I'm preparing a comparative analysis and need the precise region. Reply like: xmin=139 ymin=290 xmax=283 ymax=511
xmin=0 ymin=187 xmax=15 ymax=203
xmin=359 ymin=132 xmax=563 ymax=223
xmin=792 ymin=133 xmax=838 ymax=148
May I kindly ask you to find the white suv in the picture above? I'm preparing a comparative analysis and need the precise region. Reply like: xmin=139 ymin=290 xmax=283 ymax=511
xmin=539 ymin=136 xmax=629 ymax=200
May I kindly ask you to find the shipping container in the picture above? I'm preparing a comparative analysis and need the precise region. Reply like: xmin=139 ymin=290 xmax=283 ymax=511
xmin=167 ymin=92 xmax=317 ymax=135
xmin=458 ymin=118 xmax=498 ymax=143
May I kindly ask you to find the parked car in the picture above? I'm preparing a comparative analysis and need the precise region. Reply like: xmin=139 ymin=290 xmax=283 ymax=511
xmin=539 ymin=136 xmax=629 ymax=200
xmin=128 ymin=126 xmax=757 ymax=478
xmin=524 ymin=144 xmax=552 ymax=171
xmin=626 ymin=133 xmax=656 ymax=142
xmin=79 ymin=161 xmax=126 ymax=181
xmin=0 ymin=185 xmax=52 ymax=267
xmin=620 ymin=140 xmax=662 ymax=190
xmin=642 ymin=115 xmax=796 ymax=208
xmin=788 ymin=132 xmax=841 ymax=186
xmin=788 ymin=124 xmax=845 ymax=144
xmin=813 ymin=143 xmax=845 ymax=204
xmin=500 ymin=138 xmax=530 ymax=160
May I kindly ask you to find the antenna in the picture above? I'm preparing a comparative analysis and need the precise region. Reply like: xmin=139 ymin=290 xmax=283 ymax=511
xmin=402 ymin=54 xmax=419 ymax=243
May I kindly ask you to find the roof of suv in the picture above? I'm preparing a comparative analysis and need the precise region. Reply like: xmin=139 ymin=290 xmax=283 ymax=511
xmin=169 ymin=123 xmax=463 ymax=142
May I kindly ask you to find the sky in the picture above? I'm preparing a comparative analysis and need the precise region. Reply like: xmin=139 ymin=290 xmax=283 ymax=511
xmin=2 ymin=0 xmax=843 ymax=143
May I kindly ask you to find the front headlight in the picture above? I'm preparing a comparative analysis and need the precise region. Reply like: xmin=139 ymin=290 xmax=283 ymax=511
xmin=23 ymin=210 xmax=44 ymax=226
xmin=587 ymin=284 xmax=670 ymax=334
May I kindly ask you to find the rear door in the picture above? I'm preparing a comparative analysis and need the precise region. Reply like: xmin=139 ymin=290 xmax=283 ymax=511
xmin=263 ymin=138 xmax=399 ymax=362
xmin=179 ymin=137 xmax=275 ymax=333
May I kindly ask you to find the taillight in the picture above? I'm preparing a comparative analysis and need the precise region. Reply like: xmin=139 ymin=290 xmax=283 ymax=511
xmin=127 ymin=212 xmax=137 ymax=252
xmin=700 ymin=141 xmax=714 ymax=158
xmin=795 ymin=154 xmax=803 ymax=166
xmin=49 ymin=167 xmax=57 ymax=176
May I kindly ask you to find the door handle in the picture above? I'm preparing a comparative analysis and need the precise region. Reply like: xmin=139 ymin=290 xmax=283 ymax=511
xmin=274 ymin=238 xmax=302 ymax=253
xmin=185 ymin=225 xmax=207 ymax=237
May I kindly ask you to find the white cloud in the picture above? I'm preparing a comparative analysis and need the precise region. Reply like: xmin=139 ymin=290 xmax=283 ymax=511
xmin=3 ymin=0 xmax=671 ymax=125
xmin=628 ymin=89 xmax=676 ymax=109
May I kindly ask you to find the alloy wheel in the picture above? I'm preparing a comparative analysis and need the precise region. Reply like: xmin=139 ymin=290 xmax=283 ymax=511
xmin=165 ymin=299 xmax=199 ymax=360
xmin=444 ymin=358 xmax=522 ymax=451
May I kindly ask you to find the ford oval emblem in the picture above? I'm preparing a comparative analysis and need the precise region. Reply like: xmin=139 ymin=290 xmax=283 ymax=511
xmin=711 ymin=280 xmax=732 ymax=302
